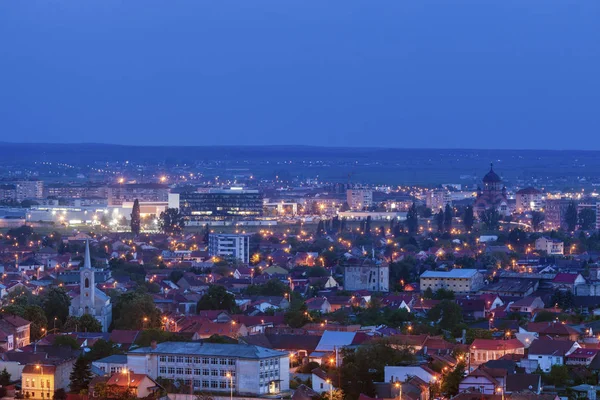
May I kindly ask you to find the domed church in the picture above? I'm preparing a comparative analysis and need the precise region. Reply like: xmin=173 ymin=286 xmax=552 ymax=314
xmin=473 ymin=164 xmax=510 ymax=217
xmin=68 ymin=240 xmax=112 ymax=332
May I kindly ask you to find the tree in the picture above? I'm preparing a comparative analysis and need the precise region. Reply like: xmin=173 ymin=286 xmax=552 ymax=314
xmin=435 ymin=210 xmax=444 ymax=232
xmin=130 ymin=199 xmax=141 ymax=236
xmin=463 ymin=206 xmax=474 ymax=232
xmin=579 ymin=208 xmax=596 ymax=231
xmin=444 ymin=204 xmax=453 ymax=232
xmin=479 ymin=208 xmax=501 ymax=231
xmin=113 ymin=290 xmax=163 ymax=330
xmin=85 ymin=339 xmax=123 ymax=362
xmin=365 ymin=216 xmax=372 ymax=235
xmin=0 ymin=368 xmax=11 ymax=386
xmin=23 ymin=305 xmax=48 ymax=341
xmin=159 ymin=208 xmax=185 ymax=234
xmin=565 ymin=201 xmax=577 ymax=232
xmin=69 ymin=356 xmax=92 ymax=393
xmin=531 ymin=211 xmax=544 ymax=232
xmin=54 ymin=335 xmax=80 ymax=350
xmin=63 ymin=315 xmax=102 ymax=333
xmin=42 ymin=287 xmax=71 ymax=325
xmin=406 ymin=203 xmax=419 ymax=235
xmin=197 ymin=286 xmax=236 ymax=312
xmin=53 ymin=389 xmax=67 ymax=400
xmin=428 ymin=300 xmax=464 ymax=334
xmin=547 ymin=364 xmax=570 ymax=387
xmin=441 ymin=362 xmax=466 ymax=396
xmin=320 ymin=389 xmax=343 ymax=400
xmin=423 ymin=287 xmax=434 ymax=300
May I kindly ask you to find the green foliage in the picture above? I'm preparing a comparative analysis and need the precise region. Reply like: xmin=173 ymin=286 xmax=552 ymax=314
xmin=545 ymin=364 xmax=571 ymax=387
xmin=428 ymin=300 xmax=464 ymax=334
xmin=463 ymin=206 xmax=474 ymax=232
xmin=42 ymin=287 xmax=71 ymax=325
xmin=54 ymin=335 xmax=80 ymax=350
xmin=113 ymin=290 xmax=163 ymax=330
xmin=406 ymin=203 xmax=419 ymax=235
xmin=531 ymin=211 xmax=544 ymax=232
xmin=444 ymin=204 xmax=453 ymax=232
xmin=565 ymin=201 xmax=578 ymax=232
xmin=135 ymin=329 xmax=187 ymax=347
xmin=197 ymin=285 xmax=237 ymax=313
xmin=441 ymin=362 xmax=466 ymax=396
xmin=159 ymin=208 xmax=185 ymax=234
xmin=480 ymin=208 xmax=501 ymax=231
xmin=423 ymin=287 xmax=434 ymax=299
xmin=53 ymin=388 xmax=67 ymax=400
xmin=284 ymin=299 xmax=310 ymax=328
xmin=433 ymin=288 xmax=455 ymax=300
xmin=0 ymin=368 xmax=11 ymax=386
xmin=85 ymin=339 xmax=123 ymax=362
xmin=245 ymin=279 xmax=290 ymax=296
xmin=130 ymin=199 xmax=141 ymax=236
xmin=340 ymin=338 xmax=416 ymax=400
xmin=551 ymin=290 xmax=574 ymax=310
xmin=307 ymin=266 xmax=329 ymax=278
xmin=436 ymin=210 xmax=444 ymax=232
xmin=203 ymin=334 xmax=238 ymax=344
xmin=466 ymin=329 xmax=493 ymax=344
xmin=69 ymin=356 xmax=93 ymax=394
xmin=63 ymin=314 xmax=103 ymax=333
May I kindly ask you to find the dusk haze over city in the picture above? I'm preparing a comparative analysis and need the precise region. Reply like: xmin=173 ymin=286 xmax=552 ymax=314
xmin=0 ymin=2 xmax=600 ymax=400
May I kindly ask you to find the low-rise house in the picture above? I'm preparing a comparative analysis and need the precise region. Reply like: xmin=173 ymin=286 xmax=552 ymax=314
xmin=457 ymin=298 xmax=486 ymax=320
xmin=459 ymin=366 xmax=506 ymax=395
xmin=92 ymin=354 xmax=128 ymax=375
xmin=535 ymin=237 xmax=564 ymax=255
xmin=524 ymin=322 xmax=580 ymax=341
xmin=505 ymin=374 xmax=542 ymax=394
xmin=20 ymin=358 xmax=76 ymax=400
xmin=552 ymin=273 xmax=586 ymax=292
xmin=384 ymin=365 xmax=438 ymax=384
xmin=508 ymin=297 xmax=545 ymax=315
xmin=306 ymin=297 xmax=332 ymax=314
xmin=565 ymin=348 xmax=599 ymax=366
xmin=0 ymin=314 xmax=31 ymax=349
xmin=104 ymin=372 xmax=162 ymax=398
xmin=527 ymin=338 xmax=580 ymax=372
xmin=470 ymin=339 xmax=525 ymax=370
xmin=311 ymin=368 xmax=337 ymax=394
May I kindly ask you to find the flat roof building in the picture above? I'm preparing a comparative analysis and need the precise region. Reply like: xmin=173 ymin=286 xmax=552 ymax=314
xmin=420 ymin=269 xmax=483 ymax=294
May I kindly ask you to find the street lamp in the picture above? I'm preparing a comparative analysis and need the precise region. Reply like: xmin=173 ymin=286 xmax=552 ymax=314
xmin=326 ymin=379 xmax=333 ymax=400
xmin=496 ymin=386 xmax=504 ymax=400
xmin=226 ymin=371 xmax=233 ymax=400
xmin=394 ymin=381 xmax=402 ymax=400
xmin=121 ymin=368 xmax=131 ymax=392
xmin=35 ymin=365 xmax=44 ymax=398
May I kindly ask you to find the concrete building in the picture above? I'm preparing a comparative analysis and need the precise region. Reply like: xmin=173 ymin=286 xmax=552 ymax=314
xmin=343 ymin=259 xmax=389 ymax=292
xmin=170 ymin=188 xmax=263 ymax=221
xmin=208 ymin=233 xmax=251 ymax=264
xmin=92 ymin=355 xmax=128 ymax=375
xmin=535 ymin=237 xmax=564 ymax=255
xmin=108 ymin=183 xmax=169 ymax=206
xmin=346 ymin=189 xmax=373 ymax=210
xmin=21 ymin=359 xmax=76 ymax=400
xmin=515 ymin=187 xmax=544 ymax=213
xmin=469 ymin=339 xmax=525 ymax=370
xmin=545 ymin=198 xmax=572 ymax=231
xmin=420 ymin=269 xmax=484 ymax=294
xmin=425 ymin=189 xmax=452 ymax=211
xmin=127 ymin=342 xmax=289 ymax=396
xmin=0 ymin=315 xmax=31 ymax=349
xmin=13 ymin=180 xmax=44 ymax=201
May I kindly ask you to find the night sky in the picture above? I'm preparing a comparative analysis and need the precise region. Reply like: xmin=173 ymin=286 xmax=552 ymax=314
xmin=1 ymin=0 xmax=599 ymax=149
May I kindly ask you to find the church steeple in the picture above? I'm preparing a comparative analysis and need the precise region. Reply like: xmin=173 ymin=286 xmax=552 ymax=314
xmin=80 ymin=240 xmax=95 ymax=314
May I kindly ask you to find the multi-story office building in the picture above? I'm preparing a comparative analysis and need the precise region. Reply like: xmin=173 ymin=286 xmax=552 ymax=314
xmin=425 ymin=189 xmax=452 ymax=211
xmin=5 ymin=180 xmax=44 ymax=201
xmin=343 ymin=258 xmax=389 ymax=292
xmin=0 ymin=184 xmax=17 ymax=202
xmin=127 ymin=342 xmax=289 ymax=396
xmin=346 ymin=189 xmax=373 ymax=210
xmin=515 ymin=187 xmax=544 ymax=212
xmin=44 ymin=183 xmax=108 ymax=199
xmin=420 ymin=269 xmax=484 ymax=294
xmin=208 ymin=233 xmax=251 ymax=263
xmin=108 ymin=183 xmax=169 ymax=206
xmin=170 ymin=188 xmax=263 ymax=220
xmin=545 ymin=198 xmax=572 ymax=230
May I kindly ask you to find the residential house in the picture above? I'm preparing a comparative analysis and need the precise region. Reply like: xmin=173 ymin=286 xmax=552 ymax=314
xmin=552 ymin=273 xmax=586 ymax=292
xmin=527 ymin=338 xmax=580 ymax=372
xmin=565 ymin=348 xmax=599 ymax=366
xmin=459 ymin=366 xmax=506 ymax=395
xmin=535 ymin=237 xmax=564 ymax=255
xmin=0 ymin=314 xmax=31 ymax=349
xmin=92 ymin=354 xmax=128 ymax=375
xmin=311 ymin=368 xmax=337 ymax=394
xmin=457 ymin=298 xmax=486 ymax=320
xmin=20 ymin=358 xmax=76 ymax=400
xmin=524 ymin=322 xmax=580 ymax=341
xmin=306 ymin=297 xmax=332 ymax=314
xmin=470 ymin=339 xmax=525 ymax=370
xmin=505 ymin=374 xmax=542 ymax=395
xmin=508 ymin=297 xmax=545 ymax=315
xmin=104 ymin=372 xmax=162 ymax=398
xmin=384 ymin=365 xmax=438 ymax=384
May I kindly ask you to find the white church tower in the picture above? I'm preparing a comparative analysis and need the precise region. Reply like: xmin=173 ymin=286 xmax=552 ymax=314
xmin=80 ymin=240 xmax=95 ymax=315
xmin=69 ymin=240 xmax=112 ymax=332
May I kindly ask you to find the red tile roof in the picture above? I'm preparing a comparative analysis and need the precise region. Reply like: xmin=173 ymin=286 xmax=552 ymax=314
xmin=471 ymin=338 xmax=524 ymax=351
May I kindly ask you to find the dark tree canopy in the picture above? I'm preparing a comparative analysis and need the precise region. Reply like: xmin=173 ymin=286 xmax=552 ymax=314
xmin=463 ymin=206 xmax=474 ymax=232
xmin=565 ymin=201 xmax=578 ymax=232
xmin=159 ymin=207 xmax=185 ymax=234
xmin=69 ymin=356 xmax=92 ymax=394
xmin=130 ymin=198 xmax=141 ymax=235
xmin=197 ymin=285 xmax=236 ymax=313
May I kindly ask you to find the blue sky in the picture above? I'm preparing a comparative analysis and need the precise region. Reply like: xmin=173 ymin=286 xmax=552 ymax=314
xmin=0 ymin=0 xmax=599 ymax=149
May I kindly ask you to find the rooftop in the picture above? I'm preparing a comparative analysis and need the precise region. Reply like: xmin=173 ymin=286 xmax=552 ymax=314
xmin=421 ymin=269 xmax=479 ymax=279
xmin=128 ymin=341 xmax=286 ymax=359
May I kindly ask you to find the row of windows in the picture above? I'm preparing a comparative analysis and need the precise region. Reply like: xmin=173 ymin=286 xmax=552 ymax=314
xmin=181 ymin=379 xmax=234 ymax=389
xmin=24 ymin=379 xmax=51 ymax=389
xmin=260 ymin=371 xmax=279 ymax=380
xmin=159 ymin=367 xmax=236 ymax=377
xmin=24 ymin=392 xmax=52 ymax=398
xmin=259 ymin=359 xmax=280 ymax=368
xmin=158 ymin=356 xmax=235 ymax=365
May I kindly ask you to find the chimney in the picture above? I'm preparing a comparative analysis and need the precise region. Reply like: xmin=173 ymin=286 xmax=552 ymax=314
xmin=150 ymin=340 xmax=157 ymax=350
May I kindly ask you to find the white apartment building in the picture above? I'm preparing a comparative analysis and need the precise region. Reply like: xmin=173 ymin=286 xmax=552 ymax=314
xmin=425 ymin=189 xmax=451 ymax=211
xmin=127 ymin=342 xmax=289 ymax=396
xmin=344 ymin=259 xmax=389 ymax=292
xmin=346 ymin=189 xmax=373 ymax=210
xmin=535 ymin=237 xmax=564 ymax=255
xmin=208 ymin=233 xmax=251 ymax=264
xmin=420 ymin=269 xmax=484 ymax=294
